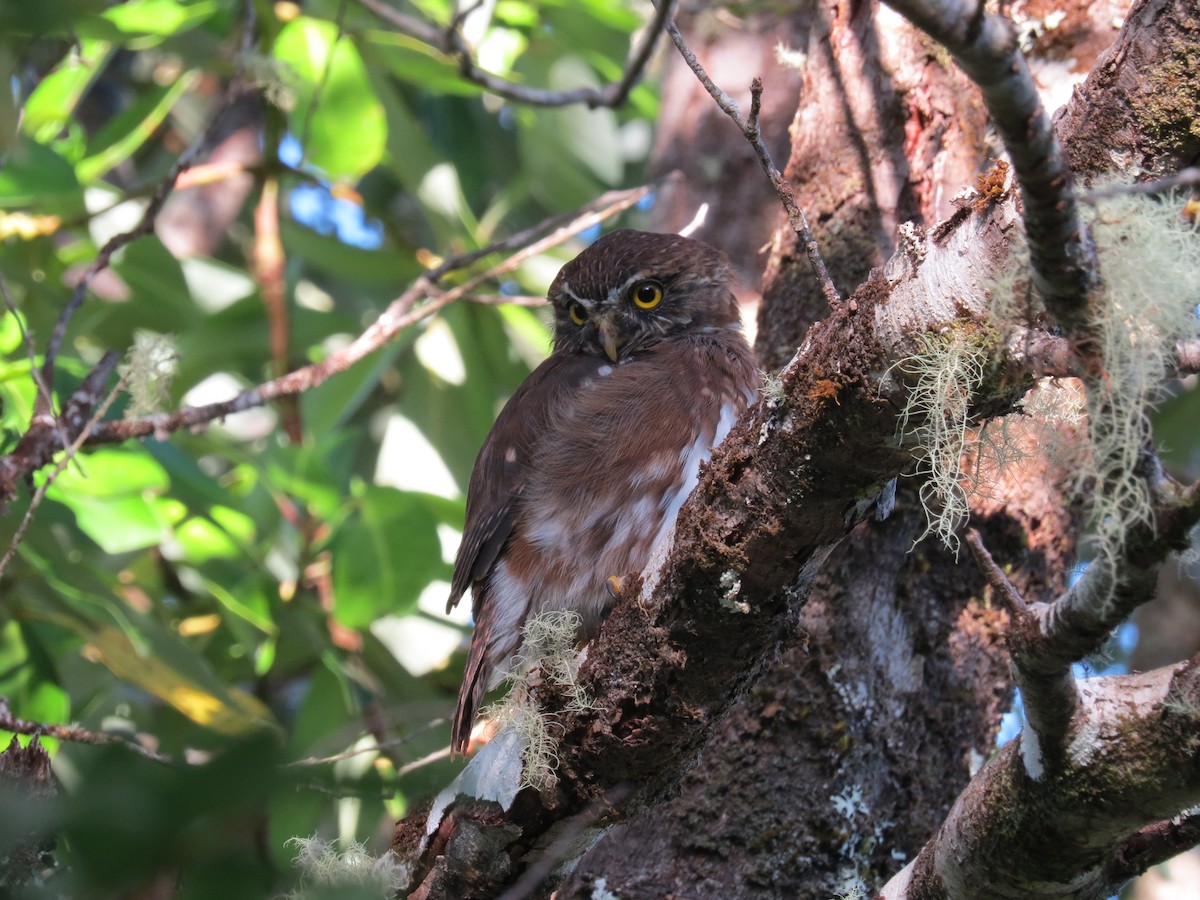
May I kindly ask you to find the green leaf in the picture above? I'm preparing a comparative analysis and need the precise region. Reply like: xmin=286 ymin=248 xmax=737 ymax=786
xmin=45 ymin=448 xmax=171 ymax=497
xmin=42 ymin=448 xmax=172 ymax=554
xmin=273 ymin=17 xmax=387 ymax=179
xmin=0 ymin=137 xmax=84 ymax=214
xmin=330 ymin=487 xmax=443 ymax=629
xmin=21 ymin=39 xmax=113 ymax=143
xmin=102 ymin=0 xmax=219 ymax=40
xmin=76 ymin=70 xmax=199 ymax=182
xmin=30 ymin=598 xmax=279 ymax=737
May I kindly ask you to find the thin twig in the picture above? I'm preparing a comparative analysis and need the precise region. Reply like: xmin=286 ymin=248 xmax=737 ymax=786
xmin=662 ymin=16 xmax=842 ymax=309
xmin=286 ymin=718 xmax=449 ymax=768
xmin=0 ymin=697 xmax=174 ymax=765
xmin=427 ymin=179 xmax=661 ymax=282
xmin=79 ymin=183 xmax=650 ymax=447
xmin=0 ymin=365 xmax=125 ymax=580
xmin=395 ymin=746 xmax=454 ymax=777
xmin=356 ymin=0 xmax=674 ymax=109
xmin=964 ymin=528 xmax=1029 ymax=614
xmin=1082 ymin=167 xmax=1200 ymax=202
xmin=463 ymin=293 xmax=547 ymax=307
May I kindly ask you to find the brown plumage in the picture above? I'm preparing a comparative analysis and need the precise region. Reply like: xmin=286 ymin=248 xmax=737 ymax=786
xmin=446 ymin=229 xmax=759 ymax=753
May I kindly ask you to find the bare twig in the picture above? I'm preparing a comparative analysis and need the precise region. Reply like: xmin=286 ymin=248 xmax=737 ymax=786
xmin=964 ymin=529 xmax=1028 ymax=614
xmin=0 ymin=697 xmax=173 ymax=766
xmin=0 ymin=351 xmax=121 ymax=504
xmin=0 ymin=361 xmax=125 ymax=579
xmin=40 ymin=7 xmax=259 ymax=401
xmin=286 ymin=718 xmax=449 ymax=768
xmin=79 ymin=184 xmax=651 ymax=447
xmin=883 ymin=0 xmax=1096 ymax=346
xmin=426 ymin=180 xmax=661 ymax=282
xmin=662 ymin=16 xmax=842 ymax=310
xmin=966 ymin=527 xmax=1077 ymax=759
xmin=355 ymin=0 xmax=674 ymax=109
xmin=463 ymin=293 xmax=547 ymax=307
xmin=1082 ymin=166 xmax=1200 ymax=202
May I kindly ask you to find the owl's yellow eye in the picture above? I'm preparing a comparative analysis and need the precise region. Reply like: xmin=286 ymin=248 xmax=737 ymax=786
xmin=631 ymin=280 xmax=663 ymax=309
xmin=568 ymin=302 xmax=587 ymax=326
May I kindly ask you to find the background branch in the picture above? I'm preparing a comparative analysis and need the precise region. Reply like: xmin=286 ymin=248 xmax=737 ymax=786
xmin=662 ymin=13 xmax=842 ymax=310
xmin=356 ymin=0 xmax=675 ymax=109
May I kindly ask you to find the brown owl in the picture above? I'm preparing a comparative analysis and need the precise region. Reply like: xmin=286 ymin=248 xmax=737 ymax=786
xmin=446 ymin=229 xmax=759 ymax=753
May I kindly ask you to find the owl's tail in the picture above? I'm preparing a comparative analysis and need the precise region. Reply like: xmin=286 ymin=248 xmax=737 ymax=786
xmin=453 ymin=600 xmax=497 ymax=755
xmin=452 ymin=650 xmax=489 ymax=755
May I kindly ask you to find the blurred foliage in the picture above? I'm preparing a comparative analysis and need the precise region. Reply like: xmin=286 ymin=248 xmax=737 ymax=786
xmin=0 ymin=0 xmax=658 ymax=894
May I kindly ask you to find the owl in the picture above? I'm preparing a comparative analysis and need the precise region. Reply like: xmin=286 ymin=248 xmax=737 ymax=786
xmin=446 ymin=229 xmax=759 ymax=753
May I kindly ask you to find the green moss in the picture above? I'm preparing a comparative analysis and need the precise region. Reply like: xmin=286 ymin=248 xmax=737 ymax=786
xmin=1133 ymin=53 xmax=1200 ymax=150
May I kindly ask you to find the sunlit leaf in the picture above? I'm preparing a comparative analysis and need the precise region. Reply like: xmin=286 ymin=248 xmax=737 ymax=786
xmin=273 ymin=17 xmax=387 ymax=179
xmin=41 ymin=608 xmax=278 ymax=736
xmin=330 ymin=486 xmax=443 ymax=629
xmin=21 ymin=39 xmax=112 ymax=143
xmin=76 ymin=70 xmax=199 ymax=183
xmin=101 ymin=0 xmax=218 ymax=40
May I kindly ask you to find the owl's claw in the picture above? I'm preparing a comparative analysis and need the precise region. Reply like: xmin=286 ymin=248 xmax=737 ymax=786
xmin=606 ymin=575 xmax=624 ymax=599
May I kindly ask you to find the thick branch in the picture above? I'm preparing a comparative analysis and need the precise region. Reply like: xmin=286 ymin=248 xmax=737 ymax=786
xmin=883 ymin=0 xmax=1096 ymax=347
xmin=397 ymin=189 xmax=1042 ymax=894
xmin=884 ymin=659 xmax=1200 ymax=899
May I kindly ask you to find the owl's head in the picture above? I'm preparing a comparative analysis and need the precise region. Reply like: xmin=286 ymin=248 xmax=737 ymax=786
xmin=547 ymin=229 xmax=742 ymax=362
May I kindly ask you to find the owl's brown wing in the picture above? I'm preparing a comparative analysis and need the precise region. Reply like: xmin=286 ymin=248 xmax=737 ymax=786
xmin=447 ymin=351 xmax=603 ymax=613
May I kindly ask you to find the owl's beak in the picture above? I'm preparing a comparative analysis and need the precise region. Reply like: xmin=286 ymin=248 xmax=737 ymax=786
xmin=597 ymin=315 xmax=621 ymax=362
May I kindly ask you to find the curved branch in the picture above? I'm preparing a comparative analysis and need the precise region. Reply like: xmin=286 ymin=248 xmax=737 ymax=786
xmin=84 ymin=182 xmax=655 ymax=446
xmin=355 ymin=0 xmax=675 ymax=109
xmin=883 ymin=658 xmax=1200 ymax=899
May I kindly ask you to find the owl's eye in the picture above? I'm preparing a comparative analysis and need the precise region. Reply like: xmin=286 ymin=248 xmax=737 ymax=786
xmin=568 ymin=302 xmax=587 ymax=326
xmin=631 ymin=280 xmax=664 ymax=310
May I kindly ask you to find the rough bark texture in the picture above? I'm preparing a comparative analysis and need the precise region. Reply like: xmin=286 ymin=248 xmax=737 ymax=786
xmin=755 ymin=3 xmax=990 ymax=371
xmin=1055 ymin=0 xmax=1200 ymax=179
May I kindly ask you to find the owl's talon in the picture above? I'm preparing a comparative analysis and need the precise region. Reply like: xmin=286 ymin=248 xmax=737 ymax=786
xmin=606 ymin=575 xmax=624 ymax=599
